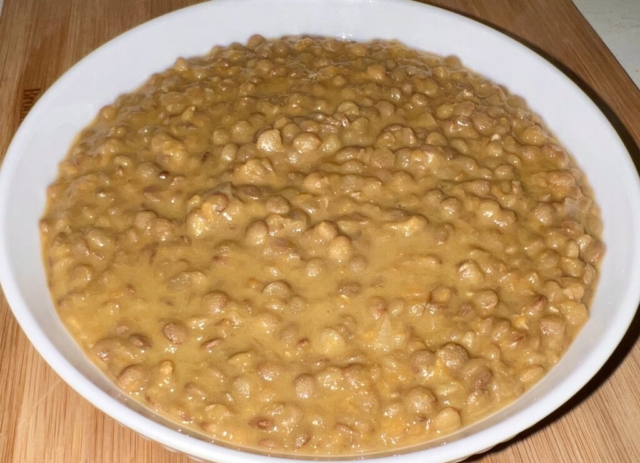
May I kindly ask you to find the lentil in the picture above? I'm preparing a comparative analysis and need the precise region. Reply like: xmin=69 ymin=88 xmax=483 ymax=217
xmin=41 ymin=35 xmax=603 ymax=455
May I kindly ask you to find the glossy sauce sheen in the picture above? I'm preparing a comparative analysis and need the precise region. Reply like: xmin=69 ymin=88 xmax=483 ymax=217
xmin=40 ymin=36 xmax=603 ymax=455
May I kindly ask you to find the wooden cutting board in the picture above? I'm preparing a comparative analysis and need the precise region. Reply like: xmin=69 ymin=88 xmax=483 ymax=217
xmin=1 ymin=0 xmax=639 ymax=461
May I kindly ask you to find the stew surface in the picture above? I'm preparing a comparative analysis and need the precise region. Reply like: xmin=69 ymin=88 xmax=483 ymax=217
xmin=41 ymin=35 xmax=603 ymax=455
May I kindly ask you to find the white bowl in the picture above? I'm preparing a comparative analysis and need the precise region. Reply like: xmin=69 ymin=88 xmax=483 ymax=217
xmin=1 ymin=0 xmax=640 ymax=461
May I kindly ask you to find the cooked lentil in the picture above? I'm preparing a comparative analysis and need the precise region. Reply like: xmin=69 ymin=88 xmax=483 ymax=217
xmin=40 ymin=35 xmax=603 ymax=455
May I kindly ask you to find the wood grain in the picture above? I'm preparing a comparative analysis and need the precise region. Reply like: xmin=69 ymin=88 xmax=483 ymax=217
xmin=1 ymin=0 xmax=639 ymax=462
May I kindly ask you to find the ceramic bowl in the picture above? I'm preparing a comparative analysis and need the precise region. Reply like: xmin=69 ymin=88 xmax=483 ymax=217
xmin=1 ymin=0 xmax=639 ymax=462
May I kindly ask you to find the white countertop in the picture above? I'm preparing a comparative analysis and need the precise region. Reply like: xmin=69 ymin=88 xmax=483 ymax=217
xmin=573 ymin=0 xmax=640 ymax=88
xmin=0 ymin=0 xmax=637 ymax=87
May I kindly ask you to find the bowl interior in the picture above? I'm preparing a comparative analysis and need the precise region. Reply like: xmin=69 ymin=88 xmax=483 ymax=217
xmin=1 ymin=0 xmax=639 ymax=462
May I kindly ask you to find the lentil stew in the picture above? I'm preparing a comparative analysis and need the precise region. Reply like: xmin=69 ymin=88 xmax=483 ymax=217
xmin=40 ymin=35 xmax=603 ymax=455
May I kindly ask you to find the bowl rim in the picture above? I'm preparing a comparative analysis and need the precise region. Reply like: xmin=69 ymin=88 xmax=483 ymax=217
xmin=1 ymin=0 xmax=640 ymax=462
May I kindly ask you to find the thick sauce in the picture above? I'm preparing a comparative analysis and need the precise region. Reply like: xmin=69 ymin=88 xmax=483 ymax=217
xmin=40 ymin=36 xmax=603 ymax=455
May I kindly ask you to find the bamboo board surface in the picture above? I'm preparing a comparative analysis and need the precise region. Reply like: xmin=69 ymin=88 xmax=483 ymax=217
xmin=1 ymin=0 xmax=639 ymax=462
